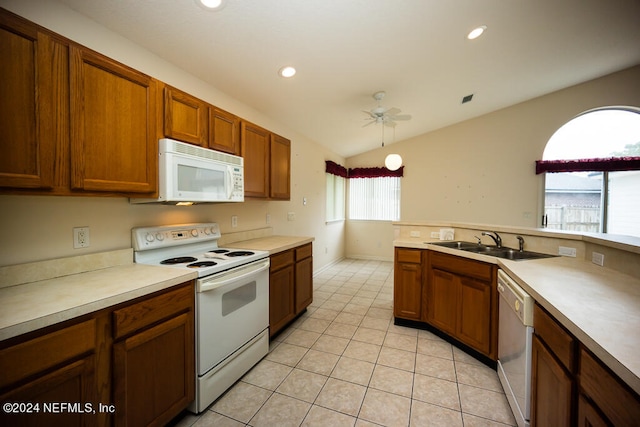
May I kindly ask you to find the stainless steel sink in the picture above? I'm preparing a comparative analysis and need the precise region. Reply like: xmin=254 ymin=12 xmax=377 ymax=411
xmin=428 ymin=241 xmax=479 ymax=250
xmin=429 ymin=241 xmax=556 ymax=261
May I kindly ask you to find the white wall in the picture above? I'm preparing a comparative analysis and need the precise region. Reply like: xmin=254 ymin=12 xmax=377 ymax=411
xmin=0 ymin=0 xmax=346 ymax=269
xmin=346 ymin=65 xmax=640 ymax=260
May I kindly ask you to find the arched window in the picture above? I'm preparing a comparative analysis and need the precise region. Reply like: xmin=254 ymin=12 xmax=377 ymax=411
xmin=537 ymin=107 xmax=640 ymax=237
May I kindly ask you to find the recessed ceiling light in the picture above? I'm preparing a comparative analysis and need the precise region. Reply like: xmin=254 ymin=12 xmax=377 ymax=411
xmin=197 ymin=0 xmax=225 ymax=11
xmin=278 ymin=66 xmax=296 ymax=78
xmin=467 ymin=25 xmax=487 ymax=40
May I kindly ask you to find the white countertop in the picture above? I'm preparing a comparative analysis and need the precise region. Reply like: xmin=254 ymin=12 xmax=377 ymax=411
xmin=0 ymin=250 xmax=196 ymax=341
xmin=394 ymin=238 xmax=640 ymax=395
xmin=226 ymin=235 xmax=314 ymax=254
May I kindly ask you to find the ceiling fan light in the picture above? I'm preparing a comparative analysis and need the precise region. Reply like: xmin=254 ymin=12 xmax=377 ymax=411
xmin=385 ymin=154 xmax=402 ymax=171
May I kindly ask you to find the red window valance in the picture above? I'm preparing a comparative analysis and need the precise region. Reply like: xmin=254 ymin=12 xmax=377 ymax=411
xmin=325 ymin=160 xmax=348 ymax=178
xmin=348 ymin=166 xmax=404 ymax=178
xmin=535 ymin=156 xmax=640 ymax=174
xmin=325 ymin=161 xmax=404 ymax=178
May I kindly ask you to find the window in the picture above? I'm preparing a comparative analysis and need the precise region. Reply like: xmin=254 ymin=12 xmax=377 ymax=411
xmin=325 ymin=160 xmax=347 ymax=222
xmin=326 ymin=173 xmax=345 ymax=222
xmin=348 ymin=175 xmax=401 ymax=220
xmin=537 ymin=108 xmax=640 ymax=237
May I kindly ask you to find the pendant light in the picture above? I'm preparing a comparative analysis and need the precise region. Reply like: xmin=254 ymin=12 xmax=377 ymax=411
xmin=381 ymin=123 xmax=402 ymax=171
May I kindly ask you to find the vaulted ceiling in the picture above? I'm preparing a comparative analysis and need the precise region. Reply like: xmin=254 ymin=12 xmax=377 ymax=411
xmin=58 ymin=0 xmax=640 ymax=157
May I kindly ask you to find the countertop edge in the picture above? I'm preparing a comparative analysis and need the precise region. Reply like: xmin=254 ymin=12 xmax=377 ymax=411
xmin=226 ymin=235 xmax=315 ymax=254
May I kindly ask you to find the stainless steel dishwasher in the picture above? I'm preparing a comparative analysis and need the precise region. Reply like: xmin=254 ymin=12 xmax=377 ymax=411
xmin=497 ymin=269 xmax=534 ymax=427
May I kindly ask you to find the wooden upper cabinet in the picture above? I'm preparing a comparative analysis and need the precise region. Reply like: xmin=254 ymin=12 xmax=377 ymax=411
xmin=210 ymin=107 xmax=240 ymax=155
xmin=0 ymin=12 xmax=64 ymax=190
xmin=270 ymin=134 xmax=291 ymax=199
xmin=69 ymin=45 xmax=157 ymax=194
xmin=241 ymin=121 xmax=270 ymax=198
xmin=164 ymin=85 xmax=208 ymax=146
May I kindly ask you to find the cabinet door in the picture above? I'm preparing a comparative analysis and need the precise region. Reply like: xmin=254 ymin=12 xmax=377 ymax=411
xmin=0 ymin=14 xmax=60 ymax=189
xmin=164 ymin=85 xmax=208 ymax=146
xmin=295 ymin=256 xmax=313 ymax=313
xmin=531 ymin=335 xmax=572 ymax=427
xmin=70 ymin=46 xmax=157 ymax=194
xmin=270 ymin=134 xmax=291 ymax=199
xmin=394 ymin=262 xmax=423 ymax=321
xmin=113 ymin=312 xmax=194 ymax=427
xmin=458 ymin=276 xmax=492 ymax=355
xmin=577 ymin=394 xmax=609 ymax=427
xmin=269 ymin=265 xmax=295 ymax=337
xmin=241 ymin=121 xmax=270 ymax=198
xmin=427 ymin=269 xmax=457 ymax=334
xmin=210 ymin=107 xmax=240 ymax=155
xmin=0 ymin=355 xmax=96 ymax=427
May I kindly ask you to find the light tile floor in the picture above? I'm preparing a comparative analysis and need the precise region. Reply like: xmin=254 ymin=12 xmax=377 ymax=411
xmin=175 ymin=259 xmax=517 ymax=427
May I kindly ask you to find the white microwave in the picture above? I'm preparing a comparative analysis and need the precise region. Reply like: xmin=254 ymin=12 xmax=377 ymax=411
xmin=131 ymin=138 xmax=244 ymax=204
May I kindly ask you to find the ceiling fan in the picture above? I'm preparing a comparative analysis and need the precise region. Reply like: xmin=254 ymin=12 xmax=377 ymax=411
xmin=362 ymin=91 xmax=412 ymax=127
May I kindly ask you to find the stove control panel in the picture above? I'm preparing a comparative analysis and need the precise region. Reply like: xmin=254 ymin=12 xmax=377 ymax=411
xmin=132 ymin=223 xmax=221 ymax=251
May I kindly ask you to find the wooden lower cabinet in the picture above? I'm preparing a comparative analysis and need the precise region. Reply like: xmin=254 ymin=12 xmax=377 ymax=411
xmin=393 ymin=248 xmax=424 ymax=321
xmin=0 ymin=281 xmax=195 ymax=427
xmin=0 ymin=319 xmax=97 ymax=427
xmin=269 ymin=243 xmax=313 ymax=337
xmin=531 ymin=334 xmax=573 ymax=426
xmin=426 ymin=251 xmax=497 ymax=359
xmin=294 ymin=244 xmax=313 ymax=313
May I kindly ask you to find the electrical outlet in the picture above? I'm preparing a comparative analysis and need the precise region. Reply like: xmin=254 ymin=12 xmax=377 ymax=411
xmin=430 ymin=232 xmax=440 ymax=238
xmin=410 ymin=231 xmax=421 ymax=238
xmin=266 ymin=214 xmax=271 ymax=225
xmin=287 ymin=212 xmax=296 ymax=221
xmin=558 ymin=246 xmax=577 ymax=257
xmin=231 ymin=215 xmax=238 ymax=228
xmin=73 ymin=227 xmax=90 ymax=248
xmin=592 ymin=252 xmax=605 ymax=266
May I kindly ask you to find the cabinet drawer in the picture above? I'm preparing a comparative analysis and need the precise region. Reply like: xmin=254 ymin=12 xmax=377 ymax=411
xmin=271 ymin=249 xmax=294 ymax=271
xmin=113 ymin=282 xmax=193 ymax=340
xmin=533 ymin=303 xmax=575 ymax=372
xmin=429 ymin=251 xmax=493 ymax=282
xmin=396 ymin=248 xmax=422 ymax=264
xmin=579 ymin=347 xmax=640 ymax=426
xmin=295 ymin=243 xmax=312 ymax=261
xmin=0 ymin=319 xmax=96 ymax=388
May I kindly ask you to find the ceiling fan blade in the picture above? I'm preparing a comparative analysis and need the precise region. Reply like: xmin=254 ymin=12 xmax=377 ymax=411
xmin=384 ymin=120 xmax=397 ymax=128
xmin=362 ymin=110 xmax=376 ymax=119
xmin=385 ymin=107 xmax=401 ymax=116
xmin=389 ymin=114 xmax=412 ymax=121
xmin=362 ymin=120 xmax=376 ymax=127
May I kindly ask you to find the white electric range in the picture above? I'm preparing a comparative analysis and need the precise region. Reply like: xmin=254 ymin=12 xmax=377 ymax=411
xmin=132 ymin=223 xmax=270 ymax=413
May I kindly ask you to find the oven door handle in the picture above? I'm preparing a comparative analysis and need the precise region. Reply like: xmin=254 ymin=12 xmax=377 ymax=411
xmin=197 ymin=258 xmax=270 ymax=293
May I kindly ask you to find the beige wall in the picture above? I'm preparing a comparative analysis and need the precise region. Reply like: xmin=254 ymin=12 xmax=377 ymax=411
xmin=346 ymin=65 xmax=640 ymax=260
xmin=0 ymin=0 xmax=346 ymax=269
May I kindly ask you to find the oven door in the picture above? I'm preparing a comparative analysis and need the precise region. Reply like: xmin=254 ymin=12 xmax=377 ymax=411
xmin=196 ymin=258 xmax=270 ymax=376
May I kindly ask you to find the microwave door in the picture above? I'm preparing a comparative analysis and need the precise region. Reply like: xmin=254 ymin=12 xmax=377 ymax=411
xmin=170 ymin=155 xmax=227 ymax=202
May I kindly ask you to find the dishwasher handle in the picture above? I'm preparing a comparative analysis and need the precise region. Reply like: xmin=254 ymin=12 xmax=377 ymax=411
xmin=498 ymin=269 xmax=534 ymax=327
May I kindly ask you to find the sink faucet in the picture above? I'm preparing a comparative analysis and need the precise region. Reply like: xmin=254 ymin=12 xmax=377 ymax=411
xmin=481 ymin=231 xmax=502 ymax=248
xmin=517 ymin=235 xmax=525 ymax=252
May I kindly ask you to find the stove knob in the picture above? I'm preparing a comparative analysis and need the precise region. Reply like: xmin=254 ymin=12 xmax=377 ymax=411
xmin=156 ymin=233 xmax=164 ymax=241
xmin=145 ymin=233 xmax=155 ymax=243
xmin=204 ymin=227 xmax=211 ymax=235
xmin=191 ymin=229 xmax=198 ymax=237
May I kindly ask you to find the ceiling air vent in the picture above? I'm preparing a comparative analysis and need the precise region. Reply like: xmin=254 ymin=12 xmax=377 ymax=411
xmin=461 ymin=94 xmax=474 ymax=104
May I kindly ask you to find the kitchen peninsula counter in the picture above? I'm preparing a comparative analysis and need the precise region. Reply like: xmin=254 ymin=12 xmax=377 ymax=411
xmin=0 ymin=249 xmax=196 ymax=341
xmin=394 ymin=237 xmax=640 ymax=396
